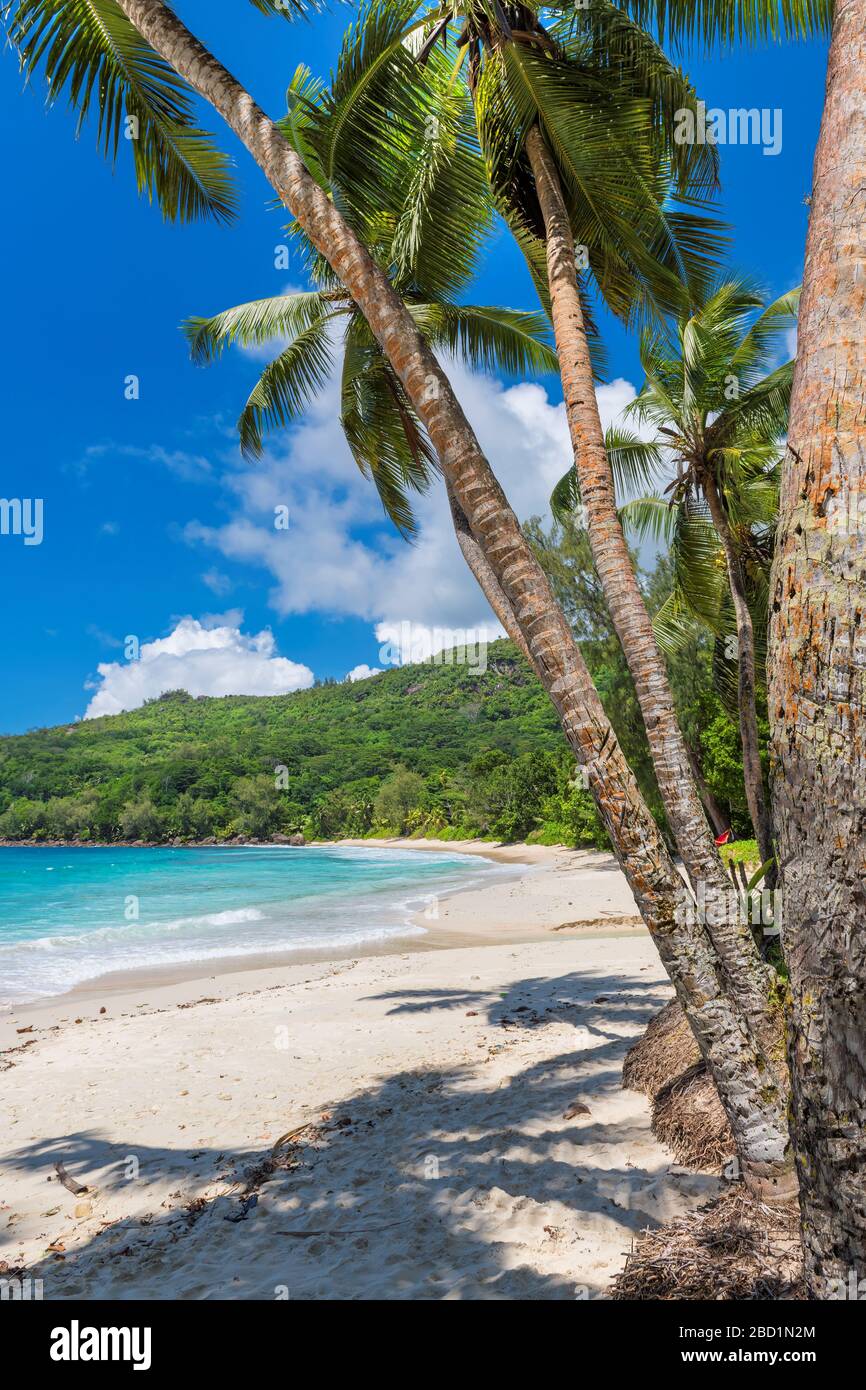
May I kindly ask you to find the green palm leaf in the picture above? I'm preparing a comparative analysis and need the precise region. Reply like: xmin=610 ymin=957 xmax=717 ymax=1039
xmin=410 ymin=302 xmax=559 ymax=376
xmin=341 ymin=332 xmax=437 ymax=538
xmin=604 ymin=427 xmax=668 ymax=495
xmin=8 ymin=0 xmax=237 ymax=222
xmin=237 ymin=315 xmax=336 ymax=459
xmin=613 ymin=0 xmax=832 ymax=45
xmin=183 ymin=291 xmax=337 ymax=364
xmin=550 ymin=467 xmax=584 ymax=525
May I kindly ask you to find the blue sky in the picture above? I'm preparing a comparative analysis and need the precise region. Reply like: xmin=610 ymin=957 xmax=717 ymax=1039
xmin=0 ymin=2 xmax=829 ymax=734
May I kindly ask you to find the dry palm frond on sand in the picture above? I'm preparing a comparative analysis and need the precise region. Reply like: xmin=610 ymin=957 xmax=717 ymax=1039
xmin=622 ymin=998 xmax=733 ymax=1169
xmin=612 ymin=1188 xmax=805 ymax=1300
xmin=615 ymin=999 xmax=804 ymax=1299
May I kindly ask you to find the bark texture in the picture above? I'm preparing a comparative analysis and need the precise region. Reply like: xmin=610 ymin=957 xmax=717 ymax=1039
xmin=116 ymin=0 xmax=794 ymax=1196
xmin=447 ymin=482 xmax=532 ymax=662
xmin=703 ymin=473 xmax=776 ymax=878
xmin=768 ymin=0 xmax=866 ymax=1294
xmin=524 ymin=124 xmax=777 ymax=1053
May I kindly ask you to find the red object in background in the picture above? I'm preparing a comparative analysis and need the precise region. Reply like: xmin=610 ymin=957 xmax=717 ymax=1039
xmin=714 ymin=828 xmax=733 ymax=846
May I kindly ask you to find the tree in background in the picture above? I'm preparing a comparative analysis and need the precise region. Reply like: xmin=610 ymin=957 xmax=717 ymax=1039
xmin=373 ymin=766 xmax=427 ymax=834
xmin=554 ymin=277 xmax=798 ymax=876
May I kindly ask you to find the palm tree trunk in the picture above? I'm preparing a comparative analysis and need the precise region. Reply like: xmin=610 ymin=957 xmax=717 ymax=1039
xmin=702 ymin=474 xmax=776 ymax=880
xmin=523 ymin=123 xmax=777 ymax=1053
xmin=768 ymin=0 xmax=866 ymax=1291
xmin=685 ymin=741 xmax=729 ymax=840
xmin=115 ymin=0 xmax=794 ymax=1198
xmin=447 ymin=483 xmax=532 ymax=662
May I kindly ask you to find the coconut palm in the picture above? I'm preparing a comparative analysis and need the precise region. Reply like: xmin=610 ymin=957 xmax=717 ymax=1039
xmin=7 ymin=0 xmax=797 ymax=1198
xmin=312 ymin=1 xmax=788 ymax=1050
xmin=621 ymin=0 xmax=865 ymax=1306
xmin=552 ymin=278 xmax=799 ymax=876
xmin=765 ymin=0 xmax=866 ymax=1291
xmin=182 ymin=63 xmax=558 ymax=540
xmin=569 ymin=0 xmax=866 ymax=1292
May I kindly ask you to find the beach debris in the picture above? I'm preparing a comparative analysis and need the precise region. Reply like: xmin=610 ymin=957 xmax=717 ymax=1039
xmin=55 ymin=1161 xmax=88 ymax=1196
xmin=15 ymin=1025 xmax=34 ymax=1034
xmin=622 ymin=1000 xmax=732 ymax=1168
xmin=612 ymin=1189 xmax=804 ymax=1300
xmin=271 ymin=1120 xmax=318 ymax=1154
xmin=563 ymin=1101 xmax=591 ymax=1119
xmin=224 ymin=1194 xmax=258 ymax=1223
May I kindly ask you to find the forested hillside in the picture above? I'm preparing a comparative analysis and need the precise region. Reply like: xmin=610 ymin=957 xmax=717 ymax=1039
xmin=0 ymin=566 xmax=754 ymax=848
xmin=0 ymin=642 xmax=608 ymax=845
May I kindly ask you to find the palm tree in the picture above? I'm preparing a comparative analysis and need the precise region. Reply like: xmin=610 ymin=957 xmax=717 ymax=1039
xmin=765 ymin=0 xmax=866 ymax=1293
xmin=586 ymin=0 xmax=864 ymax=1296
xmin=182 ymin=62 xmax=558 ymax=540
xmin=320 ymin=1 xmax=781 ymax=1051
xmin=553 ymin=277 xmax=799 ymax=879
xmin=7 ymin=0 xmax=796 ymax=1198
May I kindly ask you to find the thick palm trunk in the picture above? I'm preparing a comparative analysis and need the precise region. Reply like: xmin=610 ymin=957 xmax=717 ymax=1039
xmin=703 ymin=474 xmax=776 ymax=879
xmin=116 ymin=0 xmax=794 ymax=1198
xmin=768 ymin=0 xmax=866 ymax=1292
xmin=523 ymin=124 xmax=777 ymax=1053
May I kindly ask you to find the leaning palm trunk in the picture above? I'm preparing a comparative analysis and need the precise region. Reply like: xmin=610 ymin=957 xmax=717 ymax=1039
xmin=115 ymin=0 xmax=794 ymax=1198
xmin=768 ymin=0 xmax=866 ymax=1291
xmin=446 ymin=482 xmax=532 ymax=662
xmin=523 ymin=124 xmax=777 ymax=1055
xmin=702 ymin=474 xmax=776 ymax=879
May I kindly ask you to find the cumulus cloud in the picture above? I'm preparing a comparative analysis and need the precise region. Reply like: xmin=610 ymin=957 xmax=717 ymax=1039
xmin=345 ymin=664 xmax=383 ymax=682
xmin=180 ymin=360 xmax=645 ymax=665
xmin=83 ymin=616 xmax=314 ymax=718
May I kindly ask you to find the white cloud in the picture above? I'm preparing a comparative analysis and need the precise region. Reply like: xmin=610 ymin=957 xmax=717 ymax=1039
xmin=182 ymin=360 xmax=644 ymax=661
xmin=83 ymin=616 xmax=314 ymax=719
xmin=345 ymin=664 xmax=382 ymax=682
xmin=201 ymin=567 xmax=233 ymax=596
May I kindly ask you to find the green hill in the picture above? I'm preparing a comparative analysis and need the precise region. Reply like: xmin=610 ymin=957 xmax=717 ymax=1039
xmin=0 ymin=641 xmax=609 ymax=848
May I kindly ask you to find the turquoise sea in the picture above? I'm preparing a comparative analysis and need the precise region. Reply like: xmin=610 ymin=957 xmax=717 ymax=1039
xmin=0 ymin=845 xmax=511 ymax=1004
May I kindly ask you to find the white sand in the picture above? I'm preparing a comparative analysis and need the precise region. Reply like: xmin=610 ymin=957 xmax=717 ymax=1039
xmin=0 ymin=846 xmax=718 ymax=1300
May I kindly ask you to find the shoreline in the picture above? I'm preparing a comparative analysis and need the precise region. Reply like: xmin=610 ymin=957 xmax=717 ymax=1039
xmin=0 ymin=842 xmax=643 ymax=1026
xmin=0 ymin=834 xmax=559 ymax=861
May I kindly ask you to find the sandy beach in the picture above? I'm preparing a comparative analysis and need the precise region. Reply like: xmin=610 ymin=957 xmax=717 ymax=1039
xmin=0 ymin=845 xmax=718 ymax=1299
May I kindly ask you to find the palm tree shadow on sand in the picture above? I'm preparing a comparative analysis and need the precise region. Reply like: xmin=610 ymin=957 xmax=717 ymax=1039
xmin=3 ymin=970 xmax=720 ymax=1300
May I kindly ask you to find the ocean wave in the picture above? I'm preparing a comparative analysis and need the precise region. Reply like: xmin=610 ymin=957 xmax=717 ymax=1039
xmin=0 ymin=905 xmax=266 ymax=953
xmin=0 ymin=844 xmax=515 ymax=1004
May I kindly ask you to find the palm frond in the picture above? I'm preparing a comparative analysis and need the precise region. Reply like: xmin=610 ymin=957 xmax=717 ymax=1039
xmin=237 ymin=316 xmax=336 ymax=459
xmin=620 ymin=493 xmax=679 ymax=545
xmin=550 ymin=466 xmax=584 ymax=525
xmin=8 ymin=0 xmax=236 ymax=222
xmin=604 ymin=427 xmax=668 ymax=496
xmin=613 ymin=0 xmax=832 ymax=46
xmin=341 ymin=333 xmax=437 ymax=538
xmin=389 ymin=74 xmax=494 ymax=298
xmin=410 ymin=302 xmax=559 ymax=376
xmin=183 ymin=291 xmax=335 ymax=364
